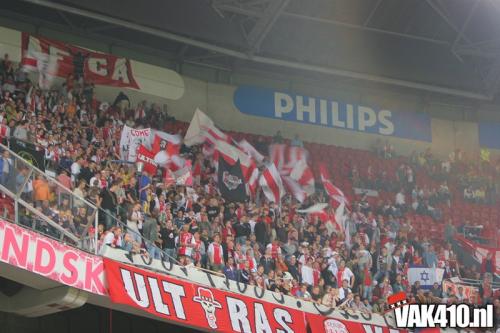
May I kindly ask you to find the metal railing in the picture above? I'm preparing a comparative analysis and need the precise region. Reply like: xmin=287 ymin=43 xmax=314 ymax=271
xmin=0 ymin=142 xmax=99 ymax=253
xmin=0 ymin=142 xmax=180 ymax=263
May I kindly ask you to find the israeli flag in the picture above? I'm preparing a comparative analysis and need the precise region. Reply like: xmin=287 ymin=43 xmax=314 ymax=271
xmin=407 ymin=267 xmax=444 ymax=289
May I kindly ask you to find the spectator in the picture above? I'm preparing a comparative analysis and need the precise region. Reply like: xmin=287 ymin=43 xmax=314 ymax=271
xmin=143 ymin=212 xmax=160 ymax=259
xmin=290 ymin=134 xmax=303 ymax=147
xmin=207 ymin=233 xmax=224 ymax=272
xmin=272 ymin=130 xmax=283 ymax=144
xmin=223 ymin=257 xmax=238 ymax=281
xmin=0 ymin=149 xmax=12 ymax=187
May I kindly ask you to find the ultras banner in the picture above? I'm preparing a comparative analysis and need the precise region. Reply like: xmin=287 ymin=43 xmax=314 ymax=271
xmin=21 ymin=33 xmax=139 ymax=89
xmin=104 ymin=258 xmax=307 ymax=333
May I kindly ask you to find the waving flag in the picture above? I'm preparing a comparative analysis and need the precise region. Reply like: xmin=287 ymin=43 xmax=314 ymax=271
xmin=289 ymin=160 xmax=315 ymax=195
xmin=218 ymin=157 xmax=248 ymax=203
xmin=319 ymin=164 xmax=347 ymax=204
xmin=184 ymin=109 xmax=230 ymax=146
xmin=238 ymin=139 xmax=264 ymax=163
xmin=259 ymin=163 xmax=284 ymax=203
xmin=269 ymin=144 xmax=286 ymax=170
xmin=136 ymin=145 xmax=157 ymax=175
xmin=282 ymin=176 xmax=306 ymax=203
xmin=246 ymin=162 xmax=260 ymax=196
xmin=287 ymin=146 xmax=308 ymax=165
xmin=151 ymin=131 xmax=181 ymax=153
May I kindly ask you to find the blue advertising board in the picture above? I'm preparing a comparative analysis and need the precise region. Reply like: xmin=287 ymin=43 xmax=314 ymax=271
xmin=478 ymin=122 xmax=500 ymax=149
xmin=233 ymin=86 xmax=432 ymax=142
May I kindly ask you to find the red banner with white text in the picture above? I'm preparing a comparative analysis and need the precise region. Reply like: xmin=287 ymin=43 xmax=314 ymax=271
xmin=21 ymin=33 xmax=139 ymax=89
xmin=306 ymin=313 xmax=407 ymax=333
xmin=104 ymin=258 xmax=307 ymax=333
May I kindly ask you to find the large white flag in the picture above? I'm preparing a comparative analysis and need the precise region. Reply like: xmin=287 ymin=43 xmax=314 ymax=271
xmin=184 ymin=108 xmax=229 ymax=146
xmin=119 ymin=125 xmax=151 ymax=162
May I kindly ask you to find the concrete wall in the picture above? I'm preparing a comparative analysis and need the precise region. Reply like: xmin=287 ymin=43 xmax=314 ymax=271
xmin=0 ymin=305 xmax=198 ymax=333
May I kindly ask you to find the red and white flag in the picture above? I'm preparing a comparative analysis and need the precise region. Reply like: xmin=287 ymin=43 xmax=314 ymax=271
xmin=287 ymin=146 xmax=308 ymax=165
xmin=282 ymin=176 xmax=306 ymax=203
xmin=269 ymin=144 xmax=286 ymax=170
xmin=163 ymin=168 xmax=176 ymax=187
xmin=319 ymin=164 xmax=348 ymax=204
xmin=238 ymin=139 xmax=264 ymax=163
xmin=184 ymin=109 xmax=230 ymax=146
xmin=259 ymin=163 xmax=284 ymax=203
xmin=246 ymin=162 xmax=260 ymax=196
xmin=151 ymin=131 xmax=181 ymax=152
xmin=174 ymin=160 xmax=193 ymax=186
xmin=289 ymin=159 xmax=315 ymax=195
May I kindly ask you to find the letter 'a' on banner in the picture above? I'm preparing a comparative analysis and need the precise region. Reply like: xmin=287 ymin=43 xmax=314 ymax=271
xmin=21 ymin=33 xmax=139 ymax=89
xmin=104 ymin=258 xmax=307 ymax=333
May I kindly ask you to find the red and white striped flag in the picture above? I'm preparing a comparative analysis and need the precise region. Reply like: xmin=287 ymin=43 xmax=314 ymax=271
xmin=238 ymin=139 xmax=264 ymax=163
xmin=246 ymin=162 xmax=260 ymax=196
xmin=282 ymin=176 xmax=306 ymax=203
xmin=289 ymin=159 xmax=315 ymax=195
xmin=286 ymin=146 xmax=308 ymax=165
xmin=259 ymin=163 xmax=284 ymax=203
xmin=269 ymin=144 xmax=286 ymax=170
xmin=184 ymin=109 xmax=231 ymax=146
xmin=319 ymin=163 xmax=348 ymax=204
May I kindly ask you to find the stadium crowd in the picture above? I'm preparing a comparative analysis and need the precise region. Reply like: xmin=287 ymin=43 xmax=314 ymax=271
xmin=0 ymin=53 xmax=499 ymax=318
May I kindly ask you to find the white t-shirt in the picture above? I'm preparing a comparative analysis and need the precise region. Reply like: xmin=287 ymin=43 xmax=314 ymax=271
xmin=339 ymin=267 xmax=354 ymax=284
xmin=70 ymin=162 xmax=81 ymax=182
xmin=301 ymin=265 xmax=314 ymax=286
xmin=395 ymin=192 xmax=405 ymax=205
xmin=103 ymin=232 xmax=115 ymax=246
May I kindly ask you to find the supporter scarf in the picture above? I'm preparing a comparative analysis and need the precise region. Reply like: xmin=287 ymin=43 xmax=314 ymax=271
xmin=0 ymin=125 xmax=8 ymax=140
xmin=337 ymin=267 xmax=345 ymax=286
xmin=193 ymin=239 xmax=202 ymax=262
xmin=247 ymin=255 xmax=255 ymax=270
xmin=213 ymin=243 xmax=222 ymax=265
xmin=179 ymin=232 xmax=193 ymax=256
xmin=313 ymin=269 xmax=320 ymax=286
xmin=271 ymin=243 xmax=280 ymax=259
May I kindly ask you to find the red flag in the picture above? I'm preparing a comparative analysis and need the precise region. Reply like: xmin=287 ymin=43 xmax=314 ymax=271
xmin=136 ymin=145 xmax=157 ymax=175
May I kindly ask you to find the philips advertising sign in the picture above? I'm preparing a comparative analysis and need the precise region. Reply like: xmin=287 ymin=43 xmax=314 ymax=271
xmin=478 ymin=122 xmax=500 ymax=150
xmin=234 ymin=86 xmax=432 ymax=142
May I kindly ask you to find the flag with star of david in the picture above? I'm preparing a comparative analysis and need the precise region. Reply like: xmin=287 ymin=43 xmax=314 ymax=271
xmin=407 ymin=266 xmax=445 ymax=289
